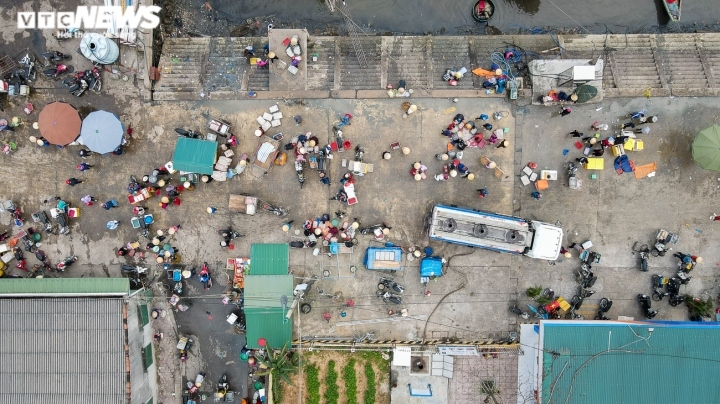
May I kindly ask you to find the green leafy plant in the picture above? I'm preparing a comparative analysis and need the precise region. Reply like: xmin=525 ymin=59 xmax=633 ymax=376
xmin=526 ymin=286 xmax=542 ymax=299
xmin=305 ymin=364 xmax=320 ymax=404
xmin=343 ymin=359 xmax=358 ymax=404
xmin=685 ymin=295 xmax=715 ymax=319
xmin=363 ymin=362 xmax=376 ymax=404
xmin=324 ymin=360 xmax=339 ymax=404
xmin=254 ymin=342 xmax=299 ymax=400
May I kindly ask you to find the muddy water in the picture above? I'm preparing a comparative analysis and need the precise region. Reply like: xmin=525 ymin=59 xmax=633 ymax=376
xmin=176 ymin=0 xmax=719 ymax=36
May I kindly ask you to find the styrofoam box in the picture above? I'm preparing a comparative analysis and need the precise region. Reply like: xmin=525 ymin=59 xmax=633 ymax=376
xmin=256 ymin=116 xmax=266 ymax=125
xmin=261 ymin=121 xmax=272 ymax=131
xmin=271 ymin=120 xmax=281 ymax=127
xmin=272 ymin=112 xmax=283 ymax=120
xmin=262 ymin=112 xmax=273 ymax=121
xmin=269 ymin=105 xmax=279 ymax=113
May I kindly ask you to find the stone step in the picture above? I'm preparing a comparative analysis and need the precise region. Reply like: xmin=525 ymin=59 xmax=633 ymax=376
xmin=338 ymin=39 xmax=382 ymax=89
xmin=307 ymin=38 xmax=335 ymax=90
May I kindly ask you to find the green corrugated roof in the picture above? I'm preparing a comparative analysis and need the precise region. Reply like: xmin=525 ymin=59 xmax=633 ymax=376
xmin=0 ymin=278 xmax=129 ymax=295
xmin=249 ymin=244 xmax=289 ymax=275
xmin=244 ymin=275 xmax=293 ymax=309
xmin=245 ymin=307 xmax=292 ymax=350
xmin=172 ymin=138 xmax=217 ymax=175
xmin=541 ymin=322 xmax=720 ymax=404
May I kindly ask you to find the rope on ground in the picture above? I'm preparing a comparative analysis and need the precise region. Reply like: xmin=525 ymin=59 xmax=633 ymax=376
xmin=544 ymin=0 xmax=592 ymax=34
xmin=421 ymin=248 xmax=475 ymax=342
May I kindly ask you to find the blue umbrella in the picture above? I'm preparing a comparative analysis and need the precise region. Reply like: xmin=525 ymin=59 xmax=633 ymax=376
xmin=80 ymin=110 xmax=124 ymax=154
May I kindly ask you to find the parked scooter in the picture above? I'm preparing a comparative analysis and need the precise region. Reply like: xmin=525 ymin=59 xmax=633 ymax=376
xmin=56 ymin=255 xmax=77 ymax=272
xmin=10 ymin=206 xmax=24 ymax=227
xmin=215 ymin=374 xmax=229 ymax=399
xmin=260 ymin=201 xmax=288 ymax=216
xmin=13 ymin=247 xmax=26 ymax=271
xmin=121 ymin=264 xmax=149 ymax=275
xmin=359 ymin=222 xmax=391 ymax=235
xmin=19 ymin=53 xmax=37 ymax=82
xmin=638 ymin=294 xmax=659 ymax=319
xmin=41 ymin=51 xmax=72 ymax=64
xmin=51 ymin=208 xmax=69 ymax=234
xmin=377 ymin=290 xmax=402 ymax=304
xmin=651 ymin=229 xmax=678 ymax=257
xmin=179 ymin=338 xmax=193 ymax=362
xmin=42 ymin=64 xmax=73 ymax=79
xmin=510 ymin=304 xmax=530 ymax=320
xmin=290 ymin=240 xmax=317 ymax=249
xmin=187 ymin=372 xmax=205 ymax=394
xmin=635 ymin=243 xmax=650 ymax=272
xmin=198 ymin=262 xmax=212 ymax=290
xmin=34 ymin=250 xmax=53 ymax=272
xmin=378 ymin=277 xmax=404 ymax=294
xmin=594 ymin=297 xmax=613 ymax=320
xmin=651 ymin=274 xmax=670 ymax=301
xmin=295 ymin=160 xmax=305 ymax=188
xmin=175 ymin=128 xmax=203 ymax=139
xmin=218 ymin=228 xmax=244 ymax=247
xmin=32 ymin=211 xmax=54 ymax=233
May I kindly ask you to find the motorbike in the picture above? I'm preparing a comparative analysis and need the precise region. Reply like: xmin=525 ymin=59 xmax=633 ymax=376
xmin=187 ymin=372 xmax=205 ymax=394
xmin=290 ymin=240 xmax=317 ymax=249
xmin=121 ymin=264 xmax=149 ymax=275
xmin=14 ymin=248 xmax=26 ymax=271
xmin=32 ymin=211 xmax=54 ymax=233
xmin=19 ymin=53 xmax=36 ymax=82
xmin=11 ymin=207 xmax=24 ymax=227
xmin=41 ymin=51 xmax=72 ymax=64
xmin=260 ymin=201 xmax=288 ymax=216
xmin=651 ymin=229 xmax=678 ymax=257
xmin=215 ymin=374 xmax=229 ymax=399
xmin=56 ymin=255 xmax=77 ymax=272
xmin=51 ymin=208 xmax=69 ymax=235
xmin=574 ymin=266 xmax=597 ymax=289
xmin=638 ymin=294 xmax=659 ymax=319
xmin=180 ymin=338 xmax=193 ymax=362
xmin=69 ymin=78 xmax=88 ymax=97
xmin=377 ymin=277 xmax=404 ymax=294
xmin=666 ymin=277 xmax=688 ymax=307
xmin=295 ymin=160 xmax=305 ymax=188
xmin=635 ymin=243 xmax=650 ymax=272
xmin=565 ymin=294 xmax=586 ymax=320
xmin=34 ymin=250 xmax=53 ymax=272
xmin=175 ymin=128 xmax=203 ymax=139
xmin=594 ymin=297 xmax=613 ymax=320
xmin=218 ymin=228 xmax=244 ymax=247
xmin=651 ymin=274 xmax=670 ymax=301
xmin=510 ymin=304 xmax=530 ymax=320
xmin=42 ymin=64 xmax=73 ymax=79
xmin=377 ymin=290 xmax=402 ymax=304
xmin=359 ymin=222 xmax=390 ymax=235
xmin=198 ymin=262 xmax=212 ymax=290
xmin=4 ymin=70 xmax=27 ymax=96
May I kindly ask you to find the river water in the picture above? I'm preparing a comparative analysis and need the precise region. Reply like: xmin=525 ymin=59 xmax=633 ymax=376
xmin=179 ymin=0 xmax=720 ymax=36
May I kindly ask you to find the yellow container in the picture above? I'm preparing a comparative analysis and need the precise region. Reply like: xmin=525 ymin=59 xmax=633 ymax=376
xmin=635 ymin=139 xmax=644 ymax=151
xmin=557 ymin=297 xmax=571 ymax=312
xmin=624 ymin=138 xmax=635 ymax=151
xmin=611 ymin=144 xmax=625 ymax=157
xmin=584 ymin=157 xmax=605 ymax=170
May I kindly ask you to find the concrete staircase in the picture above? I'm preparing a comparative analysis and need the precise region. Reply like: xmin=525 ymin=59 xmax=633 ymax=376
xmin=152 ymin=34 xmax=720 ymax=100
xmin=431 ymin=37 xmax=473 ymax=89
xmin=337 ymin=37 xmax=382 ymax=90
xmin=307 ymin=37 xmax=335 ymax=91
xmin=154 ymin=38 xmax=209 ymax=101
xmin=385 ymin=37 xmax=430 ymax=89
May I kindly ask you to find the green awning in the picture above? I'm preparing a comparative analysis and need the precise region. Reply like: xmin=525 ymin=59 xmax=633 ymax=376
xmin=172 ymin=138 xmax=218 ymax=175
xmin=0 ymin=278 xmax=129 ymax=296
xmin=245 ymin=307 xmax=292 ymax=349
xmin=249 ymin=243 xmax=289 ymax=275
xmin=244 ymin=275 xmax=294 ymax=309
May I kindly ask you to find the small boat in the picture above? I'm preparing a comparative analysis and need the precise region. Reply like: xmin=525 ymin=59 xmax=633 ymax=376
xmin=662 ymin=0 xmax=681 ymax=22
xmin=472 ymin=0 xmax=495 ymax=23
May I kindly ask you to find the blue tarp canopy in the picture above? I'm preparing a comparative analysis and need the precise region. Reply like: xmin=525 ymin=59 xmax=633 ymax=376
xmin=363 ymin=247 xmax=403 ymax=270
xmin=420 ymin=257 xmax=443 ymax=277
xmin=172 ymin=138 xmax=218 ymax=175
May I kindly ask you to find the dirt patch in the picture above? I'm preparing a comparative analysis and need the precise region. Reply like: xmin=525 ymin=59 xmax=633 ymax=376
xmin=279 ymin=351 xmax=390 ymax=404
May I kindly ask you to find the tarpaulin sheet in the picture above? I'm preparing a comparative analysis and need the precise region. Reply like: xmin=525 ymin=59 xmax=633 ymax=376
xmin=172 ymin=138 xmax=217 ymax=175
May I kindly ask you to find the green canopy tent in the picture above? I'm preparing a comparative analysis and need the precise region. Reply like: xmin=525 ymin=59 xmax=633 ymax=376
xmin=692 ymin=125 xmax=720 ymax=171
xmin=172 ymin=138 xmax=218 ymax=174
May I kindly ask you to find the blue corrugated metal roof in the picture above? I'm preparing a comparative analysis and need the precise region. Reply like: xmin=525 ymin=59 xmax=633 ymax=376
xmin=249 ymin=244 xmax=289 ymax=275
xmin=245 ymin=307 xmax=292 ymax=350
xmin=541 ymin=321 xmax=720 ymax=404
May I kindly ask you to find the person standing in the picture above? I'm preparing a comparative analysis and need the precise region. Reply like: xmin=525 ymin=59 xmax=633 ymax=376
xmin=477 ymin=188 xmax=489 ymax=198
xmin=78 ymin=149 xmax=93 ymax=158
xmin=66 ymin=178 xmax=82 ymax=186
xmin=77 ymin=162 xmax=93 ymax=171
xmin=570 ymin=130 xmax=583 ymax=137
xmin=711 ymin=213 xmax=720 ymax=221
xmin=560 ymin=107 xmax=572 ymax=117
xmin=496 ymin=139 xmax=508 ymax=148
xmin=531 ymin=191 xmax=542 ymax=200
xmin=81 ymin=195 xmax=97 ymax=206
